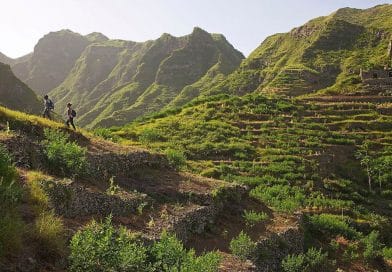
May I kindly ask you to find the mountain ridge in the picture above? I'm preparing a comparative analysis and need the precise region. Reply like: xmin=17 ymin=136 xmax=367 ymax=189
xmin=0 ymin=62 xmax=41 ymax=113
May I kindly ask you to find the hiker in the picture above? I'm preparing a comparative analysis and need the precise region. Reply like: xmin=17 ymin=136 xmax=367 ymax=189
xmin=66 ymin=103 xmax=76 ymax=130
xmin=42 ymin=95 xmax=54 ymax=119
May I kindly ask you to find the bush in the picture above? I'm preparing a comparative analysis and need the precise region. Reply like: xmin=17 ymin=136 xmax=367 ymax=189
xmin=69 ymin=216 xmax=148 ymax=272
xmin=382 ymin=247 xmax=392 ymax=260
xmin=151 ymin=230 xmax=188 ymax=270
xmin=307 ymin=214 xmax=360 ymax=239
xmin=139 ymin=128 xmax=164 ymax=144
xmin=151 ymin=231 xmax=220 ymax=271
xmin=165 ymin=149 xmax=186 ymax=170
xmin=229 ymin=231 xmax=256 ymax=261
xmin=361 ymin=231 xmax=383 ymax=262
xmin=0 ymin=144 xmax=17 ymax=186
xmin=93 ymin=128 xmax=119 ymax=142
xmin=281 ymin=248 xmax=329 ymax=272
xmin=243 ymin=210 xmax=269 ymax=227
xmin=70 ymin=217 xmax=221 ymax=272
xmin=0 ymin=145 xmax=23 ymax=258
xmin=281 ymin=253 xmax=306 ymax=272
xmin=42 ymin=129 xmax=88 ymax=177
xmin=250 ymin=184 xmax=305 ymax=212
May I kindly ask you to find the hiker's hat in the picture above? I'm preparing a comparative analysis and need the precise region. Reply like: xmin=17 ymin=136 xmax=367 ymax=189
xmin=67 ymin=103 xmax=72 ymax=107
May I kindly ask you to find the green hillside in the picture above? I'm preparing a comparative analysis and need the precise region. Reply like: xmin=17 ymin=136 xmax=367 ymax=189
xmin=0 ymin=62 xmax=41 ymax=113
xmin=109 ymin=89 xmax=392 ymax=271
xmin=100 ymin=6 xmax=392 ymax=271
xmin=203 ymin=4 xmax=392 ymax=97
xmin=49 ymin=27 xmax=243 ymax=128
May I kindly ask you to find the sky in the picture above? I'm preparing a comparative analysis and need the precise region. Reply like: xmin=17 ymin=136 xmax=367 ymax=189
xmin=1 ymin=0 xmax=391 ymax=58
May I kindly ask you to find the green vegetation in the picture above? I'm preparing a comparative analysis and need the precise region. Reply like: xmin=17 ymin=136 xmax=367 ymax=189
xmin=164 ymin=148 xmax=187 ymax=170
xmin=0 ymin=145 xmax=23 ymax=258
xmin=307 ymin=214 xmax=360 ymax=240
xmin=281 ymin=248 xmax=330 ymax=272
xmin=70 ymin=217 xmax=221 ymax=272
xmin=243 ymin=210 xmax=269 ymax=227
xmin=42 ymin=128 xmax=88 ymax=177
xmin=1 ymin=4 xmax=392 ymax=272
xmin=361 ymin=231 xmax=383 ymax=262
xmin=34 ymin=211 xmax=66 ymax=256
xmin=109 ymin=78 xmax=392 ymax=270
xmin=31 ymin=27 xmax=244 ymax=128
xmin=229 ymin=231 xmax=256 ymax=261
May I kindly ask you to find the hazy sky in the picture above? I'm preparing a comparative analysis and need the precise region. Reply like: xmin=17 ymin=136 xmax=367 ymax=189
xmin=1 ymin=0 xmax=391 ymax=58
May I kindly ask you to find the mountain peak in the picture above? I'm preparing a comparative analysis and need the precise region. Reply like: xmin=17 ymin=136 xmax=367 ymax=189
xmin=85 ymin=32 xmax=109 ymax=43
xmin=191 ymin=26 xmax=209 ymax=35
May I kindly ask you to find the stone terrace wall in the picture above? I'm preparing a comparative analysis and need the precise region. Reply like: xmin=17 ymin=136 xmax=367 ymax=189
xmin=251 ymin=213 xmax=304 ymax=272
xmin=86 ymin=151 xmax=169 ymax=182
xmin=0 ymin=131 xmax=170 ymax=183
xmin=40 ymin=179 xmax=149 ymax=218
xmin=169 ymin=205 xmax=219 ymax=243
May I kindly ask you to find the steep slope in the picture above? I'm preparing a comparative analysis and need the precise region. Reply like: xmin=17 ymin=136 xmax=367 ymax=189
xmin=11 ymin=29 xmax=93 ymax=94
xmin=0 ymin=62 xmax=41 ymax=113
xmin=49 ymin=27 xmax=243 ymax=128
xmin=110 ymin=88 xmax=392 ymax=271
xmin=0 ymin=106 xmax=267 ymax=272
xmin=0 ymin=52 xmax=14 ymax=65
xmin=207 ymin=4 xmax=392 ymax=97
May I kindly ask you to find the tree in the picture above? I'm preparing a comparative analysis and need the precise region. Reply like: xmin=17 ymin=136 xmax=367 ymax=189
xmin=355 ymin=141 xmax=374 ymax=192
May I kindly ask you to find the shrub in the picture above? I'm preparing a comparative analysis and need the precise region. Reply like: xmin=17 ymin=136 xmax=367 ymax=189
xmin=243 ymin=210 xmax=269 ymax=227
xmin=304 ymin=247 xmax=329 ymax=270
xmin=151 ymin=231 xmax=220 ymax=271
xmin=180 ymin=250 xmax=221 ymax=272
xmin=229 ymin=231 xmax=256 ymax=261
xmin=0 ymin=145 xmax=23 ymax=258
xmin=69 ymin=216 xmax=148 ymax=272
xmin=42 ymin=129 xmax=88 ymax=177
xmin=307 ymin=214 xmax=360 ymax=239
xmin=361 ymin=231 xmax=383 ymax=262
xmin=70 ymin=217 xmax=221 ymax=272
xmin=93 ymin=128 xmax=119 ymax=142
xmin=139 ymin=128 xmax=164 ymax=144
xmin=34 ymin=211 xmax=66 ymax=255
xmin=165 ymin=149 xmax=186 ymax=170
xmin=151 ymin=230 xmax=188 ymax=270
xmin=281 ymin=248 xmax=329 ymax=272
xmin=382 ymin=247 xmax=392 ymax=260
xmin=0 ymin=212 xmax=23 ymax=258
xmin=281 ymin=253 xmax=306 ymax=272
xmin=0 ymin=144 xmax=17 ymax=186
xmin=250 ymin=184 xmax=305 ymax=212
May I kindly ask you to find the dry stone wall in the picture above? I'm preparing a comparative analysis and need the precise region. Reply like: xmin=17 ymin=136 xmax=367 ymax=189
xmin=40 ymin=179 xmax=149 ymax=217
xmin=250 ymin=213 xmax=304 ymax=272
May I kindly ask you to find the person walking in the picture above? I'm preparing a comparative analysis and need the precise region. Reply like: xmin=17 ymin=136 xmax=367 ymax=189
xmin=42 ymin=95 xmax=54 ymax=119
xmin=66 ymin=103 xmax=76 ymax=130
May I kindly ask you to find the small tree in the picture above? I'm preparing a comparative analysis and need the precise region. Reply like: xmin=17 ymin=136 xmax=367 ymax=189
xmin=373 ymin=154 xmax=392 ymax=191
xmin=355 ymin=141 xmax=374 ymax=192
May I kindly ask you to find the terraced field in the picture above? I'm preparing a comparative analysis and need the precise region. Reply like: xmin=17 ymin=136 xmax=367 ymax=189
xmin=110 ymin=87 xmax=392 ymax=271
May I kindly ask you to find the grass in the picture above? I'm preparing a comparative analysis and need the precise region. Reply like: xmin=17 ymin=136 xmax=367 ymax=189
xmin=33 ymin=211 xmax=66 ymax=256
xmin=26 ymin=171 xmax=50 ymax=212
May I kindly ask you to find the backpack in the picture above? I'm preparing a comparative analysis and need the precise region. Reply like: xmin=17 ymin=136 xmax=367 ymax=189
xmin=71 ymin=109 xmax=77 ymax=117
xmin=48 ymin=99 xmax=54 ymax=110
